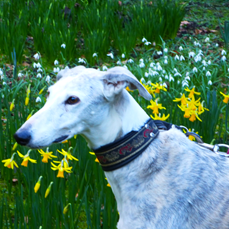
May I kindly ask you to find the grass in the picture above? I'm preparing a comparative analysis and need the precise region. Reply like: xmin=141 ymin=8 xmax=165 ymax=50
xmin=0 ymin=0 xmax=229 ymax=228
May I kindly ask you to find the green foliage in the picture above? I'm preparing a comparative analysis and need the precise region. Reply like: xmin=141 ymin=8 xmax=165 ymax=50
xmin=220 ymin=21 xmax=229 ymax=49
xmin=0 ymin=0 xmax=185 ymax=64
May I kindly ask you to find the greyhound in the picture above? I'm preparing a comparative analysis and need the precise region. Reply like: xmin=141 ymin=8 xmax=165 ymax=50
xmin=14 ymin=66 xmax=229 ymax=229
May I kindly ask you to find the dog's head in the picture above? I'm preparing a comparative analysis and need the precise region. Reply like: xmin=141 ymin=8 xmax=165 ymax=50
xmin=14 ymin=66 xmax=151 ymax=149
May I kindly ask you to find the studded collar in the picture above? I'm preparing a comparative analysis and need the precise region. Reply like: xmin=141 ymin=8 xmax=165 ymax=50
xmin=93 ymin=119 xmax=159 ymax=171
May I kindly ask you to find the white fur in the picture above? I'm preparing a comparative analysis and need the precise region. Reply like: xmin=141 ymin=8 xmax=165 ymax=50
xmin=15 ymin=66 xmax=229 ymax=229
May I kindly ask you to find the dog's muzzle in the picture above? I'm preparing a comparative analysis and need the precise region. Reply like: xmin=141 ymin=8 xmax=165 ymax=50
xmin=14 ymin=129 xmax=31 ymax=146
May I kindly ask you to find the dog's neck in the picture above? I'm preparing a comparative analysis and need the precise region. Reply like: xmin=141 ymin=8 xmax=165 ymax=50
xmin=82 ymin=90 xmax=149 ymax=150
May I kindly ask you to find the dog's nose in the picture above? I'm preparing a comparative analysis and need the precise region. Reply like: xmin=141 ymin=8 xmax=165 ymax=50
xmin=14 ymin=129 xmax=31 ymax=145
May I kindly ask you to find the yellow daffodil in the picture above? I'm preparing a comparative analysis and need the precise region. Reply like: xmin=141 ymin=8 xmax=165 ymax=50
xmin=187 ymin=129 xmax=199 ymax=141
xmin=89 ymin=152 xmax=95 ymax=155
xmin=147 ymin=98 xmax=166 ymax=114
xmin=57 ymin=147 xmax=79 ymax=161
xmin=151 ymin=83 xmax=167 ymax=94
xmin=150 ymin=113 xmax=170 ymax=121
xmin=17 ymin=150 xmax=37 ymax=167
xmin=185 ymin=87 xmax=201 ymax=98
xmin=25 ymin=84 xmax=31 ymax=106
xmin=105 ymin=178 xmax=111 ymax=187
xmin=126 ymin=86 xmax=133 ymax=92
xmin=10 ymin=99 xmax=15 ymax=111
xmin=196 ymin=100 xmax=209 ymax=113
xmin=63 ymin=203 xmax=71 ymax=214
xmin=12 ymin=142 xmax=18 ymax=151
xmin=25 ymin=97 xmax=29 ymax=106
xmin=34 ymin=176 xmax=43 ymax=193
xmin=220 ymin=91 xmax=229 ymax=104
xmin=95 ymin=158 xmax=100 ymax=163
xmin=26 ymin=110 xmax=34 ymax=120
xmin=26 ymin=84 xmax=31 ymax=97
xmin=39 ymin=86 xmax=46 ymax=95
xmin=38 ymin=148 xmax=57 ymax=163
xmin=74 ymin=135 xmax=77 ymax=139
xmin=45 ymin=181 xmax=53 ymax=198
xmin=2 ymin=153 xmax=18 ymax=169
xmin=140 ymin=81 xmax=155 ymax=96
xmin=173 ymin=94 xmax=188 ymax=106
xmin=178 ymin=105 xmax=192 ymax=118
xmin=51 ymin=160 xmax=72 ymax=178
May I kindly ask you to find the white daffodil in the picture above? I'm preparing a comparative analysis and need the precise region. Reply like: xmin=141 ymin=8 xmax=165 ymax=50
xmin=150 ymin=62 xmax=155 ymax=68
xmin=157 ymin=51 xmax=162 ymax=55
xmin=215 ymin=43 xmax=219 ymax=47
xmin=193 ymin=41 xmax=201 ymax=47
xmin=36 ymin=97 xmax=42 ymax=103
xmin=144 ymin=41 xmax=151 ymax=45
xmin=37 ymin=73 xmax=42 ymax=78
xmin=179 ymin=46 xmax=183 ymax=51
xmin=193 ymin=67 xmax=198 ymax=73
xmin=33 ymin=53 xmax=40 ymax=60
xmin=53 ymin=67 xmax=60 ymax=73
xmin=180 ymin=55 xmax=185 ymax=61
xmin=127 ymin=59 xmax=134 ymax=63
xmin=189 ymin=51 xmax=195 ymax=58
xmin=208 ymin=80 xmax=212 ymax=85
xmin=164 ymin=59 xmax=168 ymax=64
xmin=204 ymin=37 xmax=210 ymax=42
xmin=121 ymin=54 xmax=125 ymax=58
xmin=102 ymin=66 xmax=108 ymax=71
xmin=164 ymin=48 xmax=168 ymax=53
xmin=202 ymin=60 xmax=207 ymax=66
xmin=156 ymin=63 xmax=162 ymax=71
xmin=54 ymin=60 xmax=59 ymax=65
xmin=185 ymin=76 xmax=190 ymax=81
xmin=194 ymin=54 xmax=202 ymax=62
xmin=78 ymin=58 xmax=86 ymax=64
xmin=149 ymin=69 xmax=159 ymax=76
xmin=221 ymin=56 xmax=227 ymax=61
xmin=139 ymin=62 xmax=145 ymax=68
xmin=175 ymin=55 xmax=179 ymax=60
xmin=182 ymin=80 xmax=189 ymax=88
xmin=206 ymin=71 xmax=211 ymax=77
xmin=92 ymin=53 xmax=97 ymax=57
xmin=174 ymin=72 xmax=182 ymax=77
xmin=37 ymin=68 xmax=43 ymax=72
xmin=107 ymin=53 xmax=114 ymax=59
xmin=221 ymin=50 xmax=227 ymax=55
xmin=142 ymin=37 xmax=147 ymax=43
xmin=145 ymin=72 xmax=149 ymax=77
xmin=61 ymin=44 xmax=66 ymax=49
xmin=169 ymin=75 xmax=174 ymax=82
xmin=116 ymin=60 xmax=121 ymax=65
xmin=18 ymin=73 xmax=23 ymax=77
xmin=46 ymin=75 xmax=51 ymax=83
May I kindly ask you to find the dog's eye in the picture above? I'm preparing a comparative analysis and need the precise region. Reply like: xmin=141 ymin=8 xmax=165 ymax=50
xmin=66 ymin=96 xmax=80 ymax=105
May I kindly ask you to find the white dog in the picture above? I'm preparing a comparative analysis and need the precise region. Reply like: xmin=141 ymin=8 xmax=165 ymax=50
xmin=14 ymin=66 xmax=229 ymax=229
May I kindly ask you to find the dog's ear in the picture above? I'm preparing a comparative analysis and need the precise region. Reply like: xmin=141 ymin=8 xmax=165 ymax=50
xmin=57 ymin=66 xmax=86 ymax=81
xmin=102 ymin=66 xmax=152 ymax=101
